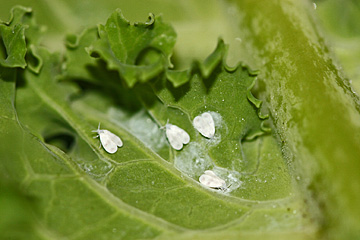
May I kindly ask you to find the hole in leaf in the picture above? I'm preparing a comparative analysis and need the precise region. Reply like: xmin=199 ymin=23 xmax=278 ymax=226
xmin=44 ymin=133 xmax=75 ymax=153
xmin=89 ymin=50 xmax=100 ymax=58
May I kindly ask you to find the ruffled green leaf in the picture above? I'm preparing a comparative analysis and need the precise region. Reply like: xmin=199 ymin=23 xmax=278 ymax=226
xmin=14 ymin=43 xmax=292 ymax=239
xmin=0 ymin=6 xmax=43 ymax=69
xmin=63 ymin=27 xmax=100 ymax=81
xmin=0 ymin=3 xmax=334 ymax=240
xmin=0 ymin=7 xmax=29 ymax=68
xmin=88 ymin=9 xmax=176 ymax=87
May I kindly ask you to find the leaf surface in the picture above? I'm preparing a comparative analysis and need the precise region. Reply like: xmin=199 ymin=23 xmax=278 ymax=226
xmin=89 ymin=9 xmax=176 ymax=87
xmin=0 ymin=4 xmax=324 ymax=240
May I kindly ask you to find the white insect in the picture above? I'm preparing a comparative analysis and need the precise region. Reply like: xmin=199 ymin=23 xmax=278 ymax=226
xmin=199 ymin=170 xmax=227 ymax=190
xmin=164 ymin=123 xmax=190 ymax=150
xmin=193 ymin=112 xmax=215 ymax=138
xmin=92 ymin=123 xmax=123 ymax=154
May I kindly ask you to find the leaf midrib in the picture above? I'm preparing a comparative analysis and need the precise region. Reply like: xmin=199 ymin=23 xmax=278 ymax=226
xmin=26 ymin=66 xmax=299 ymax=234
xmin=72 ymin=98 xmax=297 ymax=207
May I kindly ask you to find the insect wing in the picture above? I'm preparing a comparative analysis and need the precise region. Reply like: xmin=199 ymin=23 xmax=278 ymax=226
xmin=176 ymin=125 xmax=190 ymax=144
xmin=203 ymin=170 xmax=215 ymax=177
xmin=201 ymin=112 xmax=215 ymax=137
xmin=99 ymin=131 xmax=118 ymax=154
xmin=167 ymin=134 xmax=183 ymax=150
xmin=106 ymin=130 xmax=123 ymax=147
xmin=193 ymin=112 xmax=215 ymax=138
xmin=199 ymin=174 xmax=223 ymax=188
xmin=165 ymin=124 xmax=190 ymax=150
xmin=199 ymin=170 xmax=226 ymax=188
xmin=166 ymin=125 xmax=183 ymax=150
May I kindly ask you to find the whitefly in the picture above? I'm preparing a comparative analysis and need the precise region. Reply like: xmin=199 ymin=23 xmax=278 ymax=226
xmin=92 ymin=123 xmax=123 ymax=154
xmin=193 ymin=112 xmax=215 ymax=139
xmin=199 ymin=170 xmax=227 ymax=190
xmin=164 ymin=123 xmax=190 ymax=150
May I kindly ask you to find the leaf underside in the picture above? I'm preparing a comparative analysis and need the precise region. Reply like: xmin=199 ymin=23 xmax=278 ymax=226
xmin=0 ymin=6 xmax=315 ymax=240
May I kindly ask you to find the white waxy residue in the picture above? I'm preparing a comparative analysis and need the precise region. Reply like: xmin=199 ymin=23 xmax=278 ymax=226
xmin=165 ymin=123 xmax=190 ymax=150
xmin=92 ymin=123 xmax=123 ymax=154
xmin=193 ymin=112 xmax=215 ymax=138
